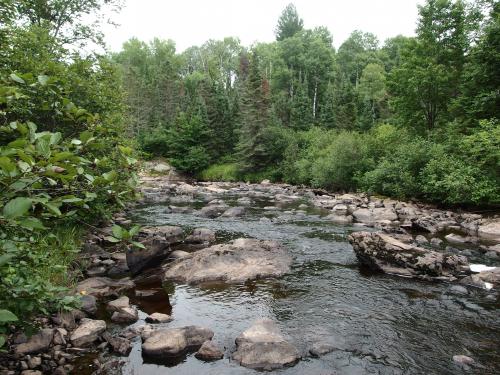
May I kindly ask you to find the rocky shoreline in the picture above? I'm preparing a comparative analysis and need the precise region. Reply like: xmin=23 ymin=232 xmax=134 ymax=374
xmin=1 ymin=168 xmax=498 ymax=374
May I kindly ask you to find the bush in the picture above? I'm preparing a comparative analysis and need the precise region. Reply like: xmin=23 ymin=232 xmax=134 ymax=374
xmin=200 ymin=163 xmax=239 ymax=181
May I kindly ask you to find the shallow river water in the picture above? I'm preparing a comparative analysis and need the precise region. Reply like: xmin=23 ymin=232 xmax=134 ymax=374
xmin=78 ymin=189 xmax=500 ymax=375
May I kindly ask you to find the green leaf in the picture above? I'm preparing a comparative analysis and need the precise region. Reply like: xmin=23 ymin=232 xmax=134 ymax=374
xmin=111 ymin=225 xmax=123 ymax=239
xmin=37 ymin=75 xmax=49 ymax=86
xmin=19 ymin=217 xmax=46 ymax=230
xmin=131 ymin=241 xmax=146 ymax=249
xmin=102 ymin=171 xmax=117 ymax=182
xmin=9 ymin=73 xmax=25 ymax=84
xmin=0 ymin=156 xmax=16 ymax=173
xmin=3 ymin=197 xmax=32 ymax=219
xmin=0 ymin=310 xmax=18 ymax=322
xmin=44 ymin=202 xmax=62 ymax=216
xmin=104 ymin=236 xmax=121 ymax=243
xmin=50 ymin=132 xmax=62 ymax=145
xmin=0 ymin=254 xmax=15 ymax=267
xmin=0 ymin=335 xmax=5 ymax=348
xmin=129 ymin=225 xmax=141 ymax=236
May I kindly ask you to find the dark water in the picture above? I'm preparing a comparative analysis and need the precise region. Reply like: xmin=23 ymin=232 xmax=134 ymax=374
xmin=79 ymin=191 xmax=500 ymax=375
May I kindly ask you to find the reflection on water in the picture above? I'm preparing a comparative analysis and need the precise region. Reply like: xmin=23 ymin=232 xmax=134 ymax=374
xmin=80 ymin=193 xmax=500 ymax=375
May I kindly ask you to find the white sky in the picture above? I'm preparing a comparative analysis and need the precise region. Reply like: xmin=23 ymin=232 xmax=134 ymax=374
xmin=102 ymin=0 xmax=424 ymax=52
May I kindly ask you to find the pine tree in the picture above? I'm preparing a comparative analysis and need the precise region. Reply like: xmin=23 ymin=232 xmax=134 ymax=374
xmin=236 ymin=53 xmax=272 ymax=172
xmin=275 ymin=4 xmax=304 ymax=41
xmin=319 ymin=82 xmax=336 ymax=128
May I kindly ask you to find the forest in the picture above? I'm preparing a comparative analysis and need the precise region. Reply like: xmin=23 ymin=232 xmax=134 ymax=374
xmin=119 ymin=1 xmax=499 ymax=206
xmin=0 ymin=0 xmax=499 ymax=362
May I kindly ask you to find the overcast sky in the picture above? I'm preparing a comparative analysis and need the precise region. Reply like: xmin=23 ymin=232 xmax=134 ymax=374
xmin=102 ymin=0 xmax=424 ymax=52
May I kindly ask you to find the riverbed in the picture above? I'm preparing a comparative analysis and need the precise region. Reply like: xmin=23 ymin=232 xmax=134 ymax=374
xmin=76 ymin=182 xmax=500 ymax=375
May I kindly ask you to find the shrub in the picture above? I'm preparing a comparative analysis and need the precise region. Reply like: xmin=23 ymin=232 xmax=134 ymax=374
xmin=199 ymin=163 xmax=239 ymax=181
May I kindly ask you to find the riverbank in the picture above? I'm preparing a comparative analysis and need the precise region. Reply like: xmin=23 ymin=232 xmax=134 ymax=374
xmin=2 ymin=167 xmax=499 ymax=374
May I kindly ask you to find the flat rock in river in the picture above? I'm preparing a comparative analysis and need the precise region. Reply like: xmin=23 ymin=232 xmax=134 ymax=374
xmin=70 ymin=319 xmax=106 ymax=347
xmin=163 ymin=238 xmax=292 ymax=284
xmin=233 ymin=319 xmax=299 ymax=370
xmin=76 ymin=277 xmax=135 ymax=297
xmin=142 ymin=326 xmax=214 ymax=357
xmin=348 ymin=231 xmax=469 ymax=280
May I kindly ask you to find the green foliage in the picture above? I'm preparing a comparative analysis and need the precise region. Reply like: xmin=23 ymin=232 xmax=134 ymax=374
xmin=275 ymin=3 xmax=304 ymax=41
xmin=199 ymin=163 xmax=239 ymax=182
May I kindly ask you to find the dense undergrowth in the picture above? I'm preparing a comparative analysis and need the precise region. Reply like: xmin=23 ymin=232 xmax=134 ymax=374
xmin=0 ymin=1 xmax=138 ymax=343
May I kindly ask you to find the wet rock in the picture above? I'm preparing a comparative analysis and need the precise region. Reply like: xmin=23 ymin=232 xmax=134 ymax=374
xmin=140 ymin=225 xmax=184 ymax=244
xmin=445 ymin=233 xmax=474 ymax=245
xmin=102 ymin=332 xmax=132 ymax=356
xmin=145 ymin=312 xmax=172 ymax=324
xmin=352 ymin=208 xmax=398 ymax=225
xmin=449 ymin=285 xmax=469 ymax=295
xmin=142 ymin=326 xmax=214 ymax=357
xmin=348 ymin=232 xmax=469 ymax=280
xmin=478 ymin=220 xmax=500 ymax=242
xmin=233 ymin=319 xmax=299 ymax=370
xmin=309 ymin=342 xmax=336 ymax=357
xmin=195 ymin=340 xmax=223 ymax=361
xmin=326 ymin=214 xmax=353 ymax=225
xmin=106 ymin=296 xmax=130 ymax=313
xmin=76 ymin=277 xmax=135 ymax=298
xmin=21 ymin=371 xmax=42 ymax=375
xmin=70 ymin=319 xmax=106 ymax=347
xmin=86 ymin=266 xmax=107 ymax=277
xmin=53 ymin=328 xmax=67 ymax=345
xmin=170 ymin=250 xmax=190 ymax=259
xmin=332 ymin=204 xmax=348 ymax=216
xmin=27 ymin=356 xmax=41 ymax=369
xmin=237 ymin=197 xmax=253 ymax=205
xmin=453 ymin=354 xmax=474 ymax=366
xmin=430 ymin=237 xmax=443 ymax=248
xmin=415 ymin=235 xmax=428 ymax=245
xmin=15 ymin=329 xmax=54 ymax=355
xmin=221 ymin=206 xmax=245 ymax=217
xmin=185 ymin=228 xmax=216 ymax=244
xmin=111 ymin=307 xmax=138 ymax=324
xmin=80 ymin=295 xmax=97 ymax=316
xmin=52 ymin=310 xmax=84 ymax=330
xmin=164 ymin=238 xmax=292 ymax=284
xmin=198 ymin=205 xmax=227 ymax=218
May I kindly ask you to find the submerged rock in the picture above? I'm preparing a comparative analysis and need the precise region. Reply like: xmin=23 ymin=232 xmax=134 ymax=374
xmin=348 ymin=232 xmax=469 ymax=280
xmin=142 ymin=326 xmax=214 ymax=357
xmin=221 ymin=206 xmax=245 ymax=217
xmin=232 ymin=319 xmax=299 ymax=370
xmin=164 ymin=238 xmax=292 ymax=284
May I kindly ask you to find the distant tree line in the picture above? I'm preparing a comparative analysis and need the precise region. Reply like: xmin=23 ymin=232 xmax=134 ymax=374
xmin=115 ymin=1 xmax=499 ymax=206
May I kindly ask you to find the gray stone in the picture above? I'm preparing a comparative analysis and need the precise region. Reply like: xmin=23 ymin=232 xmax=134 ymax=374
xmin=195 ymin=340 xmax=223 ymax=361
xmin=76 ymin=277 xmax=134 ymax=298
xmin=430 ymin=237 xmax=443 ymax=248
xmin=80 ymin=295 xmax=97 ymax=316
xmin=185 ymin=228 xmax=216 ymax=244
xmin=309 ymin=342 xmax=336 ymax=357
xmin=221 ymin=206 xmax=245 ymax=217
xmin=477 ymin=220 xmax=500 ymax=242
xmin=111 ymin=307 xmax=138 ymax=324
xmin=453 ymin=355 xmax=474 ymax=366
xmin=142 ymin=326 xmax=214 ymax=357
xmin=145 ymin=312 xmax=172 ymax=324
xmin=233 ymin=319 xmax=299 ymax=371
xmin=27 ymin=356 xmax=41 ymax=369
xmin=164 ymin=238 xmax=292 ymax=284
xmin=106 ymin=296 xmax=130 ymax=313
xmin=415 ymin=235 xmax=428 ymax=245
xmin=15 ymin=329 xmax=54 ymax=355
xmin=86 ymin=266 xmax=107 ymax=277
xmin=170 ymin=250 xmax=190 ymax=260
xmin=70 ymin=319 xmax=106 ymax=347
xmin=102 ymin=332 xmax=132 ymax=356
xmin=326 ymin=214 xmax=353 ymax=225
xmin=198 ymin=205 xmax=227 ymax=218
xmin=348 ymin=232 xmax=469 ymax=280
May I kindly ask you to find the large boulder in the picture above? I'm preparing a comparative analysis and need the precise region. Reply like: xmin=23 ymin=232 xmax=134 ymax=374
xmin=348 ymin=232 xmax=469 ymax=280
xmin=478 ymin=220 xmax=500 ymax=243
xmin=142 ymin=326 xmax=214 ymax=357
xmin=76 ymin=277 xmax=135 ymax=297
xmin=70 ymin=319 xmax=106 ymax=347
xmin=185 ymin=228 xmax=216 ymax=244
xmin=352 ymin=208 xmax=398 ymax=225
xmin=14 ymin=329 xmax=54 ymax=355
xmin=164 ymin=238 xmax=292 ymax=284
xmin=232 ymin=319 xmax=299 ymax=370
xmin=127 ymin=226 xmax=184 ymax=274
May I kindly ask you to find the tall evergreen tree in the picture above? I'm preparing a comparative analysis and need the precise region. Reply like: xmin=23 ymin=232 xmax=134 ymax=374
xmin=236 ymin=53 xmax=272 ymax=171
xmin=275 ymin=3 xmax=304 ymax=41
